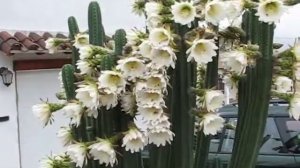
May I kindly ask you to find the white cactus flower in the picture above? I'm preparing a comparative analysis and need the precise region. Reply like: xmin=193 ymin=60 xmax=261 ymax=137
xmin=222 ymin=50 xmax=248 ymax=74
xmin=256 ymin=0 xmax=286 ymax=24
xmin=225 ymin=1 xmax=243 ymax=20
xmin=171 ymin=2 xmax=197 ymax=25
xmin=289 ymin=94 xmax=300 ymax=120
xmin=122 ymin=128 xmax=147 ymax=153
xmin=67 ymin=143 xmax=87 ymax=168
xmin=32 ymin=103 xmax=52 ymax=126
xmin=205 ymin=0 xmax=227 ymax=25
xmin=147 ymin=14 xmax=163 ymax=29
xmin=274 ymin=76 xmax=293 ymax=93
xmin=62 ymin=103 xmax=83 ymax=126
xmin=74 ymin=33 xmax=89 ymax=49
xmin=89 ymin=140 xmax=117 ymax=167
xmin=199 ymin=113 xmax=225 ymax=135
xmin=187 ymin=39 xmax=218 ymax=64
xmin=121 ymin=92 xmax=136 ymax=114
xmin=57 ymin=126 xmax=73 ymax=146
xmin=98 ymin=71 xmax=126 ymax=94
xmin=149 ymin=28 xmax=172 ymax=47
xmin=293 ymin=43 xmax=300 ymax=61
xmin=150 ymin=46 xmax=177 ymax=69
xmin=79 ymin=46 xmax=93 ymax=60
xmin=145 ymin=1 xmax=162 ymax=16
xmin=205 ymin=90 xmax=225 ymax=112
xmin=76 ymin=60 xmax=93 ymax=75
xmin=137 ymin=106 xmax=164 ymax=121
xmin=99 ymin=92 xmax=119 ymax=110
xmin=45 ymin=38 xmax=59 ymax=54
xmin=40 ymin=154 xmax=69 ymax=168
xmin=116 ymin=57 xmax=146 ymax=79
xmin=139 ymin=40 xmax=153 ymax=58
xmin=145 ymin=73 xmax=167 ymax=90
xmin=136 ymin=90 xmax=165 ymax=108
xmin=148 ymin=128 xmax=174 ymax=147
xmin=76 ymin=83 xmax=100 ymax=110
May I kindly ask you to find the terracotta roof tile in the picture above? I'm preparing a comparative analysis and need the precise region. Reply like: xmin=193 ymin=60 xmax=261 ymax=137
xmin=0 ymin=31 xmax=71 ymax=55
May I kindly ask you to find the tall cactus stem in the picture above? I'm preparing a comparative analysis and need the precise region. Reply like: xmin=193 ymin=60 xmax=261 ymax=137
xmin=170 ymin=25 xmax=194 ymax=168
xmin=228 ymin=10 xmax=274 ymax=168
xmin=88 ymin=1 xmax=105 ymax=46
xmin=68 ymin=16 xmax=80 ymax=69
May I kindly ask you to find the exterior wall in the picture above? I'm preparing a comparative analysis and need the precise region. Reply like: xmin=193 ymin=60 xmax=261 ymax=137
xmin=16 ymin=69 xmax=67 ymax=168
xmin=0 ymin=54 xmax=20 ymax=168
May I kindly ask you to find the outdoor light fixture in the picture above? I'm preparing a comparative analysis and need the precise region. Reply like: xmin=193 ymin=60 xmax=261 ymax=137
xmin=0 ymin=67 xmax=13 ymax=87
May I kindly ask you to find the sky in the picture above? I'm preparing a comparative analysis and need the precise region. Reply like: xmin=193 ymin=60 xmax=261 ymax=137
xmin=0 ymin=0 xmax=299 ymax=43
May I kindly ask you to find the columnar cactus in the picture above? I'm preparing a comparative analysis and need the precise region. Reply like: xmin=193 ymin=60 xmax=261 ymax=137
xmin=33 ymin=1 xmax=300 ymax=168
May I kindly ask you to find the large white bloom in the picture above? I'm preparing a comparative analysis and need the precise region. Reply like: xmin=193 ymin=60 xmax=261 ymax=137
xmin=89 ymin=140 xmax=117 ymax=167
xmin=150 ymin=47 xmax=177 ymax=69
xmin=57 ymin=126 xmax=73 ymax=146
xmin=145 ymin=1 xmax=162 ymax=16
xmin=225 ymin=1 xmax=243 ymax=20
xmin=122 ymin=128 xmax=147 ymax=153
xmin=76 ymin=83 xmax=100 ymax=110
xmin=222 ymin=50 xmax=248 ymax=74
xmin=45 ymin=38 xmax=59 ymax=54
xmin=79 ymin=46 xmax=93 ymax=60
xmin=40 ymin=154 xmax=69 ymax=168
xmin=256 ymin=0 xmax=286 ymax=24
xmin=274 ymin=76 xmax=293 ymax=93
xmin=116 ymin=57 xmax=146 ymax=79
xmin=187 ymin=39 xmax=218 ymax=64
xmin=145 ymin=73 xmax=167 ymax=90
xmin=148 ymin=128 xmax=174 ymax=147
xmin=205 ymin=90 xmax=225 ymax=112
xmin=121 ymin=92 xmax=136 ymax=114
xmin=77 ymin=60 xmax=93 ymax=75
xmin=289 ymin=94 xmax=300 ymax=120
xmin=171 ymin=2 xmax=197 ymax=25
xmin=67 ymin=143 xmax=87 ymax=168
xmin=147 ymin=14 xmax=163 ymax=29
xmin=74 ymin=33 xmax=89 ymax=49
xmin=293 ymin=43 xmax=300 ymax=61
xmin=136 ymin=90 xmax=165 ymax=108
xmin=99 ymin=92 xmax=118 ymax=110
xmin=149 ymin=28 xmax=172 ymax=47
xmin=137 ymin=106 xmax=163 ymax=121
xmin=32 ymin=103 xmax=52 ymax=126
xmin=205 ymin=0 xmax=227 ymax=25
xmin=139 ymin=40 xmax=153 ymax=58
xmin=62 ymin=103 xmax=83 ymax=126
xmin=199 ymin=113 xmax=225 ymax=135
xmin=98 ymin=71 xmax=126 ymax=94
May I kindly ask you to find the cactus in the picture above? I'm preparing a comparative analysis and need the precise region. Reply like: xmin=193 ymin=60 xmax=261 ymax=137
xmin=88 ymin=1 xmax=105 ymax=46
xmin=35 ymin=1 xmax=300 ymax=168
xmin=68 ymin=17 xmax=80 ymax=69
xmin=61 ymin=64 xmax=76 ymax=101
xmin=228 ymin=10 xmax=275 ymax=168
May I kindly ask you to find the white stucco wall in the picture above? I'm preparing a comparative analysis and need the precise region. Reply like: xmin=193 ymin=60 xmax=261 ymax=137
xmin=0 ymin=55 xmax=20 ymax=168
xmin=16 ymin=69 xmax=68 ymax=168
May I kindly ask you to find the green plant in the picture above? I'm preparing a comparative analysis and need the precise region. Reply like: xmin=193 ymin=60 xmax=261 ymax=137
xmin=34 ymin=1 xmax=300 ymax=168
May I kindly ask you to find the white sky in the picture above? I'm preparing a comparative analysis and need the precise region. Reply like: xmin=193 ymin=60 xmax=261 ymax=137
xmin=0 ymin=0 xmax=299 ymax=42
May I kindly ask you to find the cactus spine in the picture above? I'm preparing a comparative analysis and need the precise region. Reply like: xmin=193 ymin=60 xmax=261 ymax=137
xmin=228 ymin=10 xmax=274 ymax=168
